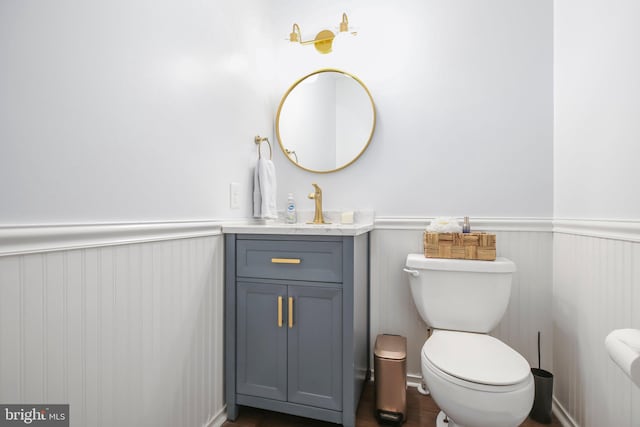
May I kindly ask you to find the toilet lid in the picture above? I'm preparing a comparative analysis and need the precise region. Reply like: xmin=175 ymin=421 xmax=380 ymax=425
xmin=423 ymin=330 xmax=531 ymax=386
xmin=406 ymin=254 xmax=516 ymax=273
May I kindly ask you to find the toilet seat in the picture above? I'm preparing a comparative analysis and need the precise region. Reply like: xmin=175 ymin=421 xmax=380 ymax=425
xmin=421 ymin=346 xmax=535 ymax=427
xmin=423 ymin=330 xmax=531 ymax=387
xmin=422 ymin=356 xmax=531 ymax=393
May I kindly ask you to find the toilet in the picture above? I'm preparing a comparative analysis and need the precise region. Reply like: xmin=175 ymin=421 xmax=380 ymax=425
xmin=404 ymin=254 xmax=534 ymax=427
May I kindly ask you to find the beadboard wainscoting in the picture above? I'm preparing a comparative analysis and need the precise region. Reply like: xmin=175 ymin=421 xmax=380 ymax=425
xmin=0 ymin=223 xmax=225 ymax=427
xmin=370 ymin=218 xmax=554 ymax=382
xmin=553 ymin=223 xmax=640 ymax=427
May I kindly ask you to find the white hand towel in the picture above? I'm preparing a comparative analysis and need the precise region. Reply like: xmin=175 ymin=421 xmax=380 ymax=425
xmin=257 ymin=158 xmax=278 ymax=219
xmin=253 ymin=161 xmax=262 ymax=218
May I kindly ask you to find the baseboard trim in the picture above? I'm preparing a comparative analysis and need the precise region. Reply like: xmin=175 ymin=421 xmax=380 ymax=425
xmin=406 ymin=373 xmax=423 ymax=388
xmin=204 ymin=406 xmax=227 ymax=427
xmin=554 ymin=218 xmax=640 ymax=243
xmin=0 ymin=221 xmax=222 ymax=257
xmin=374 ymin=217 xmax=553 ymax=232
xmin=552 ymin=396 xmax=578 ymax=427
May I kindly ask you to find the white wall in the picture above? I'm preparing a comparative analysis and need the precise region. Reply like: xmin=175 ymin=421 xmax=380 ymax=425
xmin=553 ymin=0 xmax=640 ymax=425
xmin=0 ymin=0 xmax=554 ymax=222
xmin=268 ymin=0 xmax=553 ymax=217
xmin=0 ymin=0 xmax=274 ymax=225
xmin=554 ymin=0 xmax=640 ymax=220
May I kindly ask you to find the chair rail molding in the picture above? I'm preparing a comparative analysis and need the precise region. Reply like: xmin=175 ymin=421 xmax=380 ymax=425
xmin=5 ymin=217 xmax=637 ymax=257
xmin=0 ymin=221 xmax=222 ymax=257
xmin=553 ymin=218 xmax=640 ymax=242
xmin=374 ymin=217 xmax=553 ymax=232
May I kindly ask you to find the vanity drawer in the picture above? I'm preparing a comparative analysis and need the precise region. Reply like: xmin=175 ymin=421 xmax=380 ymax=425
xmin=236 ymin=239 xmax=343 ymax=283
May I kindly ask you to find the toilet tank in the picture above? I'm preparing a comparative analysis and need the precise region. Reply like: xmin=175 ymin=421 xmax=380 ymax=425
xmin=405 ymin=255 xmax=516 ymax=333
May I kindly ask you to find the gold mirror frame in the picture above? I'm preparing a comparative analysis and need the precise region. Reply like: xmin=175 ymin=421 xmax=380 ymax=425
xmin=275 ymin=68 xmax=376 ymax=174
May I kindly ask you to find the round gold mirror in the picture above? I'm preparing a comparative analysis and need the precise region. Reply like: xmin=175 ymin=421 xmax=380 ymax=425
xmin=276 ymin=69 xmax=376 ymax=173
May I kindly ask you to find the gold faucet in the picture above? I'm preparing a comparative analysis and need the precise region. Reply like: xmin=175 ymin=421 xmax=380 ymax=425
xmin=308 ymin=183 xmax=330 ymax=224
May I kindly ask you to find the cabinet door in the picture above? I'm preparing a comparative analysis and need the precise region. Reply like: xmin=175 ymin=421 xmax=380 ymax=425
xmin=236 ymin=282 xmax=288 ymax=401
xmin=287 ymin=286 xmax=343 ymax=410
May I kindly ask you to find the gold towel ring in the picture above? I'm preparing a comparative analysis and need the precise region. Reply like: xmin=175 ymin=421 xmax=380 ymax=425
xmin=254 ymin=135 xmax=273 ymax=160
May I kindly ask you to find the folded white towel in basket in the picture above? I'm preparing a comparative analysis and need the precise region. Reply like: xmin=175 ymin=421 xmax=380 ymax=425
xmin=426 ymin=216 xmax=462 ymax=233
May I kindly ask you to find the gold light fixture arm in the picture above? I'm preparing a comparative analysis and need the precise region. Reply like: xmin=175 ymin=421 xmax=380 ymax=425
xmin=289 ymin=23 xmax=301 ymax=42
xmin=290 ymin=23 xmax=335 ymax=45
xmin=339 ymin=13 xmax=349 ymax=33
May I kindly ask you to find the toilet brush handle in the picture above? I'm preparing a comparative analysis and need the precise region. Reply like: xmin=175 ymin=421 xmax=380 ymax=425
xmin=537 ymin=331 xmax=541 ymax=370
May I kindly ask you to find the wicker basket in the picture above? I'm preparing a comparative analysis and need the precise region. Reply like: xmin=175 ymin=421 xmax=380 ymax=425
xmin=424 ymin=231 xmax=496 ymax=261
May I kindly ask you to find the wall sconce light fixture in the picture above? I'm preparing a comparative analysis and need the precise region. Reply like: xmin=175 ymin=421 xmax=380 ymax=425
xmin=288 ymin=13 xmax=356 ymax=54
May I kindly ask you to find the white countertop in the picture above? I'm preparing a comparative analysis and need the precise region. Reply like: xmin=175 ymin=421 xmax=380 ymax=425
xmin=222 ymin=221 xmax=373 ymax=236
xmin=221 ymin=211 xmax=374 ymax=236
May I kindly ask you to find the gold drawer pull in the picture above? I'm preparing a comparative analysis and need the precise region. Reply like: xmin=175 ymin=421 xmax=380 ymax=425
xmin=271 ymin=258 xmax=301 ymax=264
xmin=278 ymin=296 xmax=283 ymax=328
xmin=288 ymin=297 xmax=294 ymax=328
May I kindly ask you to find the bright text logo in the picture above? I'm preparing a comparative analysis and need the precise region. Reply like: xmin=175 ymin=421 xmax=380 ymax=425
xmin=0 ymin=405 xmax=68 ymax=427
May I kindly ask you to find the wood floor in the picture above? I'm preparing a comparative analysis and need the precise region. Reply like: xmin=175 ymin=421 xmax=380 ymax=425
xmin=222 ymin=382 xmax=562 ymax=427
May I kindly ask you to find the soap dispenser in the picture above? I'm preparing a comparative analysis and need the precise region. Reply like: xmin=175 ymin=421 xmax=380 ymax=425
xmin=286 ymin=193 xmax=297 ymax=224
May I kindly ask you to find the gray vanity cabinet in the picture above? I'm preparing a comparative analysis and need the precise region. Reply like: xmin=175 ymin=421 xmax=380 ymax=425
xmin=225 ymin=233 xmax=369 ymax=427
